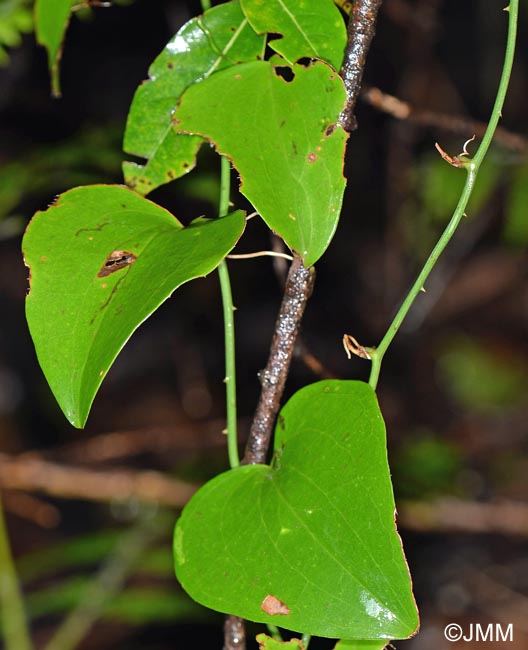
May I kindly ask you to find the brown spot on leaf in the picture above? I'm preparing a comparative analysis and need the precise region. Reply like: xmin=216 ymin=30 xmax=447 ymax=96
xmin=167 ymin=61 xmax=174 ymax=69
xmin=324 ymin=124 xmax=336 ymax=137
xmin=41 ymin=255 xmax=47 ymax=261
xmin=261 ymin=594 xmax=290 ymax=616
xmin=307 ymin=152 xmax=318 ymax=163
xmin=97 ymin=250 xmax=137 ymax=278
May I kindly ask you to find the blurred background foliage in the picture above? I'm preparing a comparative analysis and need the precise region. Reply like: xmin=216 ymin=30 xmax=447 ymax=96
xmin=0 ymin=0 xmax=32 ymax=67
xmin=0 ymin=0 xmax=527 ymax=648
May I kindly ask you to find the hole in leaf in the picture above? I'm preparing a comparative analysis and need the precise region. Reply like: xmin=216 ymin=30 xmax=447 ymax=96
xmin=267 ymin=31 xmax=283 ymax=44
xmin=296 ymin=57 xmax=314 ymax=68
xmin=273 ymin=66 xmax=295 ymax=83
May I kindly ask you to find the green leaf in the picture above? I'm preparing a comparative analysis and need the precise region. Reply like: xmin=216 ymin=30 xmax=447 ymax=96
xmin=23 ymin=185 xmax=245 ymax=427
xmin=0 ymin=0 xmax=33 ymax=66
xmin=334 ymin=641 xmax=389 ymax=650
xmin=392 ymin=432 xmax=461 ymax=499
xmin=420 ymin=155 xmax=499 ymax=224
xmin=27 ymin=579 xmax=200 ymax=623
xmin=123 ymin=0 xmax=265 ymax=195
xmin=256 ymin=634 xmax=304 ymax=649
xmin=504 ymin=161 xmax=528 ymax=247
xmin=34 ymin=0 xmax=72 ymax=95
xmin=174 ymin=380 xmax=418 ymax=640
xmin=437 ymin=335 xmax=527 ymax=412
xmin=104 ymin=587 xmax=203 ymax=624
xmin=174 ymin=60 xmax=347 ymax=266
xmin=240 ymin=0 xmax=346 ymax=71
xmin=17 ymin=530 xmax=121 ymax=581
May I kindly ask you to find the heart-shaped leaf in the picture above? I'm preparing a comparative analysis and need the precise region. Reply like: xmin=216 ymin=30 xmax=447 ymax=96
xmin=240 ymin=0 xmax=347 ymax=71
xmin=23 ymin=185 xmax=245 ymax=427
xmin=123 ymin=0 xmax=265 ymax=196
xmin=174 ymin=60 xmax=347 ymax=266
xmin=34 ymin=0 xmax=72 ymax=96
xmin=174 ymin=380 xmax=419 ymax=639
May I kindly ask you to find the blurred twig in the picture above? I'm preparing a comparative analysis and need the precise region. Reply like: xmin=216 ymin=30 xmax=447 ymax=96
xmin=294 ymin=338 xmax=335 ymax=379
xmin=0 ymin=453 xmax=198 ymax=507
xmin=2 ymin=492 xmax=60 ymax=528
xmin=43 ymin=514 xmax=167 ymax=650
xmin=399 ymin=498 xmax=528 ymax=537
xmin=361 ymin=85 xmax=528 ymax=153
xmin=4 ymin=455 xmax=528 ymax=539
xmin=52 ymin=421 xmax=232 ymax=464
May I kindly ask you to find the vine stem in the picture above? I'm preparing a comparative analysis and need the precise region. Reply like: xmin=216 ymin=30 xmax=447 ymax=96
xmin=0 ymin=495 xmax=33 ymax=650
xmin=197 ymin=2 xmax=243 ymax=645
xmin=368 ymin=0 xmax=519 ymax=390
xmin=217 ymin=155 xmax=239 ymax=469
xmin=339 ymin=0 xmax=384 ymax=131
xmin=198 ymin=0 xmax=239 ymax=471
xmin=243 ymin=256 xmax=315 ymax=465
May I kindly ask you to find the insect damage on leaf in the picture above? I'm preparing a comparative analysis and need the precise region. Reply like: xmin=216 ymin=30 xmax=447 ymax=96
xmin=261 ymin=594 xmax=291 ymax=616
xmin=97 ymin=250 xmax=137 ymax=278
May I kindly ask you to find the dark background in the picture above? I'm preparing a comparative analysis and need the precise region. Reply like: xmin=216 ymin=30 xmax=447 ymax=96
xmin=1 ymin=0 xmax=528 ymax=648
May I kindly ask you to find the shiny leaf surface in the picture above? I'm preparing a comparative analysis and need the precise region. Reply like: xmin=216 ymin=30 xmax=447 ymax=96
xmin=24 ymin=185 xmax=245 ymax=427
xmin=240 ymin=0 xmax=347 ymax=70
xmin=175 ymin=380 xmax=419 ymax=639
xmin=174 ymin=60 xmax=347 ymax=266
xmin=123 ymin=0 xmax=265 ymax=195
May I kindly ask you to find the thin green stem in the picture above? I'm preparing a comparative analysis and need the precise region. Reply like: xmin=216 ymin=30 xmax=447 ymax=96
xmin=301 ymin=633 xmax=311 ymax=648
xmin=0 ymin=496 xmax=33 ymax=650
xmin=199 ymin=0 xmax=211 ymax=11
xmin=266 ymin=624 xmax=282 ymax=640
xmin=218 ymin=155 xmax=239 ymax=468
xmin=368 ymin=0 xmax=518 ymax=390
